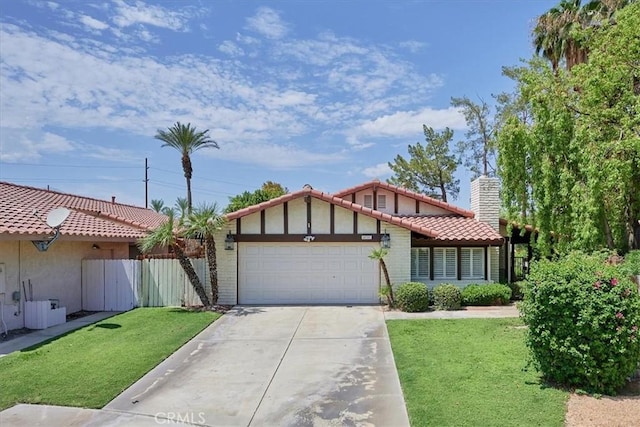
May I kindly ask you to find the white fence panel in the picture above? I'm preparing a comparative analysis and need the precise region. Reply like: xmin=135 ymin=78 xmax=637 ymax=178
xmin=82 ymin=260 xmax=105 ymax=311
xmin=104 ymin=260 xmax=138 ymax=311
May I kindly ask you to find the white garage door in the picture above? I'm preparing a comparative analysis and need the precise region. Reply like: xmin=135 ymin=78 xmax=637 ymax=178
xmin=239 ymin=243 xmax=380 ymax=304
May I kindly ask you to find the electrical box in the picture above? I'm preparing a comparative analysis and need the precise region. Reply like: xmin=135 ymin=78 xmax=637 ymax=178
xmin=0 ymin=263 xmax=6 ymax=294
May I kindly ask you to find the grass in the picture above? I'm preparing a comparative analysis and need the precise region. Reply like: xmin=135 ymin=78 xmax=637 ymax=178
xmin=387 ymin=318 xmax=568 ymax=427
xmin=0 ymin=307 xmax=219 ymax=410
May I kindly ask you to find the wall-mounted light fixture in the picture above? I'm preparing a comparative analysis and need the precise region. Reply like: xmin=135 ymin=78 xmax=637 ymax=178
xmin=92 ymin=244 xmax=100 ymax=250
xmin=380 ymin=230 xmax=391 ymax=249
xmin=224 ymin=231 xmax=235 ymax=250
xmin=303 ymin=235 xmax=316 ymax=243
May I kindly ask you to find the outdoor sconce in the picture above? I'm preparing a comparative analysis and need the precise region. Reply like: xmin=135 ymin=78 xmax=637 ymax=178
xmin=224 ymin=231 xmax=235 ymax=251
xmin=380 ymin=230 xmax=391 ymax=249
xmin=92 ymin=244 xmax=100 ymax=250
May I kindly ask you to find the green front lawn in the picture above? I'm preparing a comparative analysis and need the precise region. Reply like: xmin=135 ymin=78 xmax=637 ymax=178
xmin=387 ymin=318 xmax=568 ymax=427
xmin=0 ymin=308 xmax=219 ymax=410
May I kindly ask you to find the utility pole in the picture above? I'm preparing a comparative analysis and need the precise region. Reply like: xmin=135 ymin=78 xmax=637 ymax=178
xmin=144 ymin=157 xmax=149 ymax=209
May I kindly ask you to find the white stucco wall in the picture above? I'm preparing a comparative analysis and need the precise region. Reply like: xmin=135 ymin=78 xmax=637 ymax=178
xmin=0 ymin=239 xmax=128 ymax=330
xmin=311 ymin=200 xmax=330 ymax=234
xmin=383 ymin=225 xmax=411 ymax=288
xmin=265 ymin=205 xmax=284 ymax=234
xmin=241 ymin=211 xmax=261 ymax=234
xmin=288 ymin=198 xmax=307 ymax=234
xmin=357 ymin=216 xmax=377 ymax=234
xmin=334 ymin=205 xmax=354 ymax=233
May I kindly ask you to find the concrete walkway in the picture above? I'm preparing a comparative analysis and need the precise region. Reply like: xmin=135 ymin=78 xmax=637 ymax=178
xmin=384 ymin=303 xmax=520 ymax=320
xmin=1 ymin=306 xmax=410 ymax=427
xmin=0 ymin=312 xmax=119 ymax=357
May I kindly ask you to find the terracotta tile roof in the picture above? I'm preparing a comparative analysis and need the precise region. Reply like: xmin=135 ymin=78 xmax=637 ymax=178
xmin=226 ymin=188 xmax=503 ymax=243
xmin=399 ymin=215 xmax=504 ymax=244
xmin=333 ymin=179 xmax=475 ymax=218
xmin=0 ymin=182 xmax=167 ymax=239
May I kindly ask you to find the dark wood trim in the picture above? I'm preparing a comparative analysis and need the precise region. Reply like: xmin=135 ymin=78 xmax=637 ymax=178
xmin=429 ymin=246 xmax=434 ymax=281
xmin=415 ymin=199 xmax=420 ymax=214
xmin=283 ymin=202 xmax=288 ymax=234
xmin=457 ymin=247 xmax=462 ymax=280
xmin=394 ymin=193 xmax=398 ymax=214
xmin=234 ymin=233 xmax=385 ymax=243
xmin=330 ymin=205 xmax=335 ymax=234
xmin=484 ymin=246 xmax=489 ymax=280
xmin=373 ymin=188 xmax=377 ymax=210
xmin=376 ymin=219 xmax=381 ymax=235
xmin=353 ymin=212 xmax=358 ymax=234
xmin=351 ymin=193 xmax=356 ymax=203
xmin=260 ymin=210 xmax=265 ymax=235
xmin=306 ymin=197 xmax=312 ymax=235
xmin=236 ymin=217 xmax=241 ymax=235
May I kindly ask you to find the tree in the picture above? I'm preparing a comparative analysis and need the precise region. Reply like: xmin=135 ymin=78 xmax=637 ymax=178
xmin=498 ymin=1 xmax=640 ymax=254
xmin=150 ymin=199 xmax=165 ymax=213
xmin=184 ymin=204 xmax=226 ymax=305
xmin=138 ymin=210 xmax=211 ymax=307
xmin=369 ymin=248 xmax=394 ymax=306
xmin=451 ymin=96 xmax=496 ymax=178
xmin=174 ymin=197 xmax=189 ymax=221
xmin=154 ymin=122 xmax=219 ymax=212
xmin=225 ymin=182 xmax=288 ymax=213
xmin=387 ymin=125 xmax=460 ymax=202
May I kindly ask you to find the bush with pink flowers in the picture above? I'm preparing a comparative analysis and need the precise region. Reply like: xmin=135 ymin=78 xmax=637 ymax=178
xmin=520 ymin=251 xmax=640 ymax=394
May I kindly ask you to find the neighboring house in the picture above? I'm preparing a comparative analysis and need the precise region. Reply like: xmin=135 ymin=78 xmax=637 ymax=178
xmin=0 ymin=182 xmax=167 ymax=331
xmin=213 ymin=176 xmax=506 ymax=305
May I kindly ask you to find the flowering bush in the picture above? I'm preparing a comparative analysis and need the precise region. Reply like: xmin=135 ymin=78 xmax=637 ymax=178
xmin=520 ymin=252 xmax=640 ymax=394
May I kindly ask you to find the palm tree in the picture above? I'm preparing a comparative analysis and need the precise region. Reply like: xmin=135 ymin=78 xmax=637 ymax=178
xmin=369 ymin=248 xmax=394 ymax=306
xmin=138 ymin=210 xmax=212 ymax=307
xmin=154 ymin=122 xmax=219 ymax=212
xmin=174 ymin=197 xmax=189 ymax=222
xmin=150 ymin=199 xmax=165 ymax=213
xmin=184 ymin=204 xmax=226 ymax=305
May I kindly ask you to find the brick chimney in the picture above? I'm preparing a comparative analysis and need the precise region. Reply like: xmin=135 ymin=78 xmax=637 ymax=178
xmin=470 ymin=176 xmax=500 ymax=231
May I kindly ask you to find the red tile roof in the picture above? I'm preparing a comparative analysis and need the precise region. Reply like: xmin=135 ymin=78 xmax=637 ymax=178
xmin=225 ymin=187 xmax=503 ymax=243
xmin=333 ymin=180 xmax=475 ymax=218
xmin=0 ymin=182 xmax=167 ymax=239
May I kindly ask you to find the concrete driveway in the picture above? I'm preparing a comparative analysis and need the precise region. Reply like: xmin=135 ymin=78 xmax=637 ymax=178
xmin=103 ymin=305 xmax=409 ymax=426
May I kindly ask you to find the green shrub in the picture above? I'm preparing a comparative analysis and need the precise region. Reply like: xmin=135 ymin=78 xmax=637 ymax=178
xmin=395 ymin=282 xmax=430 ymax=312
xmin=520 ymin=252 xmax=640 ymax=395
xmin=432 ymin=284 xmax=461 ymax=310
xmin=461 ymin=284 xmax=512 ymax=306
xmin=508 ymin=281 xmax=526 ymax=301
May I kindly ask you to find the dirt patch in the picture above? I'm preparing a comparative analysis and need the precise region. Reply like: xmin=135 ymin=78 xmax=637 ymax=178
xmin=66 ymin=310 xmax=98 ymax=321
xmin=565 ymin=378 xmax=640 ymax=427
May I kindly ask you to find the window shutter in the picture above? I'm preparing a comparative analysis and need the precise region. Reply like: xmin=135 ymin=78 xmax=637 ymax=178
xmin=434 ymin=248 xmax=444 ymax=278
xmin=461 ymin=248 xmax=484 ymax=279
xmin=363 ymin=194 xmax=373 ymax=208
xmin=411 ymin=249 xmax=417 ymax=277
xmin=472 ymin=249 xmax=484 ymax=278
xmin=445 ymin=248 xmax=456 ymax=278
xmin=461 ymin=249 xmax=471 ymax=279
xmin=377 ymin=195 xmax=386 ymax=209
xmin=418 ymin=248 xmax=429 ymax=277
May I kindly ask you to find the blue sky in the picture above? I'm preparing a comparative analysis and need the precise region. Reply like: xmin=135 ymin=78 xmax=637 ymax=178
xmin=0 ymin=0 xmax=556 ymax=210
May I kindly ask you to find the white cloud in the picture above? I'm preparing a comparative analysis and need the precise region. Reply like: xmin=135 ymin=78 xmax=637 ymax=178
xmin=353 ymin=107 xmax=467 ymax=139
xmin=111 ymin=0 xmax=190 ymax=31
xmin=208 ymin=142 xmax=344 ymax=169
xmin=79 ymin=14 xmax=109 ymax=31
xmin=399 ymin=40 xmax=427 ymax=53
xmin=245 ymin=7 xmax=289 ymax=39
xmin=0 ymin=130 xmax=75 ymax=162
xmin=362 ymin=163 xmax=392 ymax=178
xmin=218 ymin=40 xmax=244 ymax=57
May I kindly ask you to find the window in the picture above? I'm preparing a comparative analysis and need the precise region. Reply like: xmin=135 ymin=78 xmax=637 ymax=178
xmin=433 ymin=248 xmax=457 ymax=279
xmin=363 ymin=194 xmax=373 ymax=208
xmin=377 ymin=194 xmax=387 ymax=209
xmin=461 ymin=248 xmax=484 ymax=279
xmin=411 ymin=248 xmax=430 ymax=279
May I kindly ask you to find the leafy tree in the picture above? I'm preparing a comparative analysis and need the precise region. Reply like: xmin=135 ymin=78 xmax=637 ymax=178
xmin=369 ymin=248 xmax=394 ymax=306
xmin=451 ymin=96 xmax=496 ymax=178
xmin=138 ymin=210 xmax=211 ymax=307
xmin=225 ymin=182 xmax=288 ymax=213
xmin=498 ymin=2 xmax=640 ymax=254
xmin=150 ymin=199 xmax=165 ymax=213
xmin=154 ymin=122 xmax=219 ymax=212
xmin=387 ymin=125 xmax=460 ymax=202
xmin=184 ymin=204 xmax=226 ymax=305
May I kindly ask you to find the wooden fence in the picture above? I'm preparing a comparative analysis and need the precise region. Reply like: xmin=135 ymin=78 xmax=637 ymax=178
xmin=82 ymin=258 xmax=211 ymax=311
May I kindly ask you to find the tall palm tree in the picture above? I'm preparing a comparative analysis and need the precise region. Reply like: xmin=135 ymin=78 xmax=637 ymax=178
xmin=154 ymin=122 xmax=219 ymax=212
xmin=150 ymin=199 xmax=165 ymax=213
xmin=184 ymin=204 xmax=226 ymax=305
xmin=174 ymin=197 xmax=189 ymax=222
xmin=369 ymin=248 xmax=394 ymax=306
xmin=138 ymin=210 xmax=212 ymax=307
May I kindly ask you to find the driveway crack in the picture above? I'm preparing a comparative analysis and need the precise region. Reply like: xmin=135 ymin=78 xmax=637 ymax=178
xmin=247 ymin=307 xmax=307 ymax=427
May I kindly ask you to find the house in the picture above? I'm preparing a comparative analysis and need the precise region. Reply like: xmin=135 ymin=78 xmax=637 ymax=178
xmin=0 ymin=182 xmax=167 ymax=331
xmin=213 ymin=176 xmax=507 ymax=305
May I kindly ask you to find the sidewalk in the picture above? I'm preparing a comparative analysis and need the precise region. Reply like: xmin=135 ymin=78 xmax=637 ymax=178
xmin=0 ymin=312 xmax=118 ymax=357
xmin=383 ymin=303 xmax=520 ymax=320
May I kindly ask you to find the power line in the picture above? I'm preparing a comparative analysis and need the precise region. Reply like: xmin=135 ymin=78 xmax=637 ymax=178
xmin=149 ymin=166 xmax=260 ymax=188
xmin=0 ymin=162 xmax=139 ymax=169
xmin=2 ymin=177 xmax=140 ymax=183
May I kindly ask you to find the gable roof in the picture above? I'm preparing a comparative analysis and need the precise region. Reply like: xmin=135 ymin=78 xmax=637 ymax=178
xmin=333 ymin=180 xmax=475 ymax=218
xmin=0 ymin=182 xmax=167 ymax=240
xmin=225 ymin=186 xmax=503 ymax=243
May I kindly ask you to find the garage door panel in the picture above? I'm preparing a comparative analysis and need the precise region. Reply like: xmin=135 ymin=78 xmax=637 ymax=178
xmin=239 ymin=243 xmax=379 ymax=304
